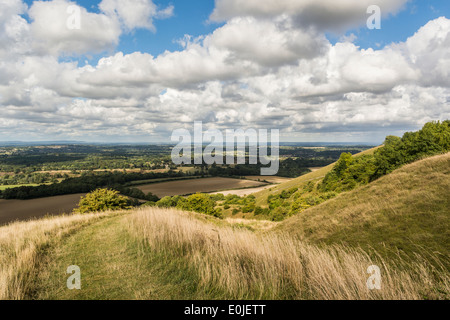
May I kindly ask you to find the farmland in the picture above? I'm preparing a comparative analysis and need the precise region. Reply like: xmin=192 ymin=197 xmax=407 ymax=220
xmin=0 ymin=193 xmax=85 ymax=226
xmin=0 ymin=176 xmax=282 ymax=225
xmin=136 ymin=177 xmax=268 ymax=198
xmin=0 ymin=144 xmax=371 ymax=225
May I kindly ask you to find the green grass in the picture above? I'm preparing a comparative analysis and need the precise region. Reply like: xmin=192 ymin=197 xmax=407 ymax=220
xmin=276 ymin=152 xmax=450 ymax=267
xmin=30 ymin=214 xmax=224 ymax=300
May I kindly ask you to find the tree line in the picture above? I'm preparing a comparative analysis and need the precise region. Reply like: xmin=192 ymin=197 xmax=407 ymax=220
xmin=0 ymin=170 xmax=180 ymax=200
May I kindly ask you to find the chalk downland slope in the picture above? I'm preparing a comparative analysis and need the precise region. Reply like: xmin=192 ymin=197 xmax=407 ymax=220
xmin=276 ymin=152 xmax=450 ymax=265
xmin=1 ymin=203 xmax=448 ymax=300
xmin=254 ymin=147 xmax=381 ymax=207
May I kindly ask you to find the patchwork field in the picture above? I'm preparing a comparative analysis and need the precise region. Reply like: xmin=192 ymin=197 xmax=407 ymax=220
xmin=0 ymin=193 xmax=85 ymax=226
xmin=136 ymin=177 xmax=267 ymax=198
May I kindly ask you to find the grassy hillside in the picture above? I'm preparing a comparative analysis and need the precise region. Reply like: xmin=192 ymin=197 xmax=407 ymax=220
xmin=254 ymin=147 xmax=381 ymax=207
xmin=1 ymin=207 xmax=448 ymax=300
xmin=276 ymin=152 xmax=450 ymax=266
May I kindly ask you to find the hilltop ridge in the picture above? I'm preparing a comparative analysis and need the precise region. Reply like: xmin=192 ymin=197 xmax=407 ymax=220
xmin=276 ymin=152 xmax=450 ymax=265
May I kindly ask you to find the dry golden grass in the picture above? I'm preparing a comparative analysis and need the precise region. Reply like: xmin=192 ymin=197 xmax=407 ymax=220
xmin=0 ymin=213 xmax=106 ymax=300
xmin=128 ymin=207 xmax=449 ymax=300
xmin=276 ymin=152 xmax=450 ymax=266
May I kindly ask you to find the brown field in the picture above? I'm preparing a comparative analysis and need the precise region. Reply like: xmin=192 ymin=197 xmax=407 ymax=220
xmin=136 ymin=177 xmax=267 ymax=198
xmin=0 ymin=193 xmax=85 ymax=226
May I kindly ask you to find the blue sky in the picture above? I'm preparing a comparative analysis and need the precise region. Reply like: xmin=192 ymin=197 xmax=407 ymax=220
xmin=23 ymin=0 xmax=223 ymax=61
xmin=22 ymin=0 xmax=450 ymax=59
xmin=347 ymin=0 xmax=450 ymax=49
xmin=1 ymin=0 xmax=449 ymax=143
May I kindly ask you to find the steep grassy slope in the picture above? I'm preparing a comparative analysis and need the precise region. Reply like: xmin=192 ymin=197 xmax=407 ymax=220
xmin=254 ymin=147 xmax=381 ymax=207
xmin=276 ymin=152 xmax=450 ymax=265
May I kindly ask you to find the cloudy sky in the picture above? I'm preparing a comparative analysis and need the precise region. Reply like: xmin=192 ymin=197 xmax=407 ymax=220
xmin=0 ymin=0 xmax=449 ymax=143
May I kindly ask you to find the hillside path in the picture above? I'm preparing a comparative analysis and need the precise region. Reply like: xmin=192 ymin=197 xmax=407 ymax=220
xmin=32 ymin=215 xmax=167 ymax=300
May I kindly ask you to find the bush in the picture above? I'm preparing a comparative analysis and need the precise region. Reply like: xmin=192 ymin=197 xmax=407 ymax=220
xmin=254 ymin=206 xmax=264 ymax=215
xmin=74 ymin=189 xmax=131 ymax=213
xmin=156 ymin=193 xmax=222 ymax=218
xmin=242 ymin=204 xmax=255 ymax=213
xmin=156 ymin=196 xmax=183 ymax=208
xmin=179 ymin=193 xmax=218 ymax=216
xmin=142 ymin=201 xmax=156 ymax=207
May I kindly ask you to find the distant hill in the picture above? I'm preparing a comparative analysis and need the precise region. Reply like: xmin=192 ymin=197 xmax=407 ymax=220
xmin=0 ymin=141 xmax=85 ymax=147
xmin=275 ymin=152 xmax=450 ymax=266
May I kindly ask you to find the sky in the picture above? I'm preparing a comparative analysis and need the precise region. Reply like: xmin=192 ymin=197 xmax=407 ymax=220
xmin=0 ymin=0 xmax=449 ymax=144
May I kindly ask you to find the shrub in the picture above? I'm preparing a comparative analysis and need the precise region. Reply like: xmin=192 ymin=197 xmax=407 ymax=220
xmin=74 ymin=189 xmax=131 ymax=213
xmin=156 ymin=193 xmax=222 ymax=218
xmin=156 ymin=196 xmax=183 ymax=208
xmin=242 ymin=204 xmax=255 ymax=213
xmin=254 ymin=206 xmax=264 ymax=215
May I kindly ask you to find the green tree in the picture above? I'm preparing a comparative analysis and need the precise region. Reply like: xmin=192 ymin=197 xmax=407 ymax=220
xmin=74 ymin=189 xmax=131 ymax=213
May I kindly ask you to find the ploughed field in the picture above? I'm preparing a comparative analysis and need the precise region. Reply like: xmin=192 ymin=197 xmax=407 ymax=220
xmin=0 ymin=193 xmax=85 ymax=226
xmin=0 ymin=177 xmax=270 ymax=225
xmin=136 ymin=177 xmax=268 ymax=198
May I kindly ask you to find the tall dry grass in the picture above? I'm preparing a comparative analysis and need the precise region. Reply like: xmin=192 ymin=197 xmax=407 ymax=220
xmin=129 ymin=207 xmax=449 ymax=300
xmin=0 ymin=213 xmax=105 ymax=300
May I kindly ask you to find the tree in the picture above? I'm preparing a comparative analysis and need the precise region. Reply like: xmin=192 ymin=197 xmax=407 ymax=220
xmin=74 ymin=189 xmax=131 ymax=213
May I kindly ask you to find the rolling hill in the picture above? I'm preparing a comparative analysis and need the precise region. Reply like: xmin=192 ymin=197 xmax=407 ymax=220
xmin=254 ymin=147 xmax=381 ymax=207
xmin=276 ymin=152 xmax=450 ymax=266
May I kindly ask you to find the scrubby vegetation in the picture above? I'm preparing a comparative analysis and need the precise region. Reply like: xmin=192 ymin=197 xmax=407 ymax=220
xmin=74 ymin=189 xmax=132 ymax=214
xmin=148 ymin=121 xmax=450 ymax=222
xmin=258 ymin=121 xmax=450 ymax=221
xmin=320 ymin=120 xmax=450 ymax=192
xmin=155 ymin=193 xmax=223 ymax=218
